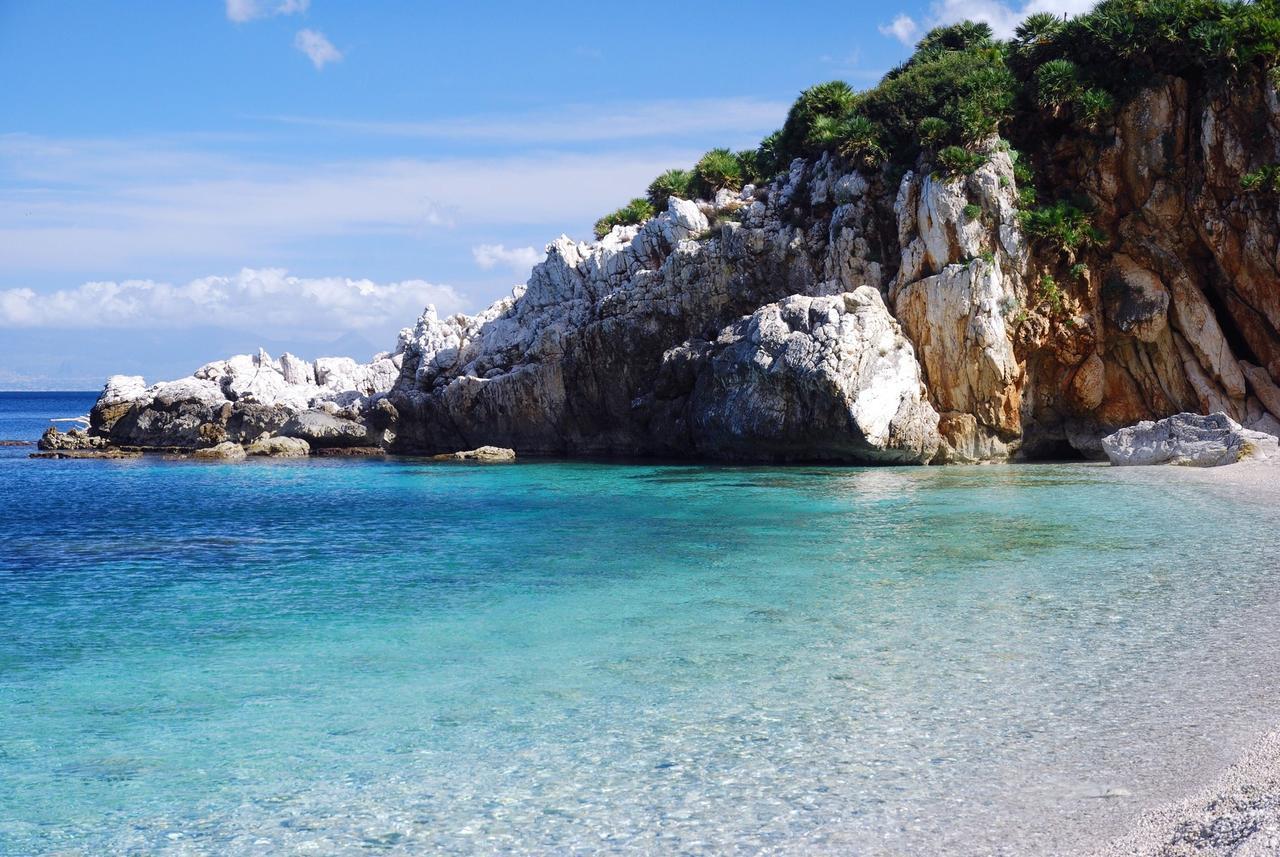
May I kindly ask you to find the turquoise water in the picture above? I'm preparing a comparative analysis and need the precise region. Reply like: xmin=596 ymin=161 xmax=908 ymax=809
xmin=2 ymin=393 xmax=1280 ymax=855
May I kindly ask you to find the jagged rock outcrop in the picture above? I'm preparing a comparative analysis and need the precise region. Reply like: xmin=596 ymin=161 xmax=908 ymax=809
xmin=82 ymin=69 xmax=1279 ymax=464
xmin=1102 ymin=412 xmax=1280 ymax=466
xmin=91 ymin=348 xmax=399 ymax=451
xmin=38 ymin=426 xmax=110 ymax=452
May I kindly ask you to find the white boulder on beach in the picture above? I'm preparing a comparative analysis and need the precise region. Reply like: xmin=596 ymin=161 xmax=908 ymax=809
xmin=1101 ymin=412 xmax=1280 ymax=467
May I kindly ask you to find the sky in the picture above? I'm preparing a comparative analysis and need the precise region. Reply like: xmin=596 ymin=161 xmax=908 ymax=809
xmin=0 ymin=0 xmax=1096 ymax=389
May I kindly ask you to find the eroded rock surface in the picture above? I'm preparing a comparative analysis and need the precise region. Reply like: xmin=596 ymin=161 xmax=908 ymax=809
xmin=1102 ymin=412 xmax=1280 ymax=467
xmin=90 ymin=348 xmax=395 ymax=451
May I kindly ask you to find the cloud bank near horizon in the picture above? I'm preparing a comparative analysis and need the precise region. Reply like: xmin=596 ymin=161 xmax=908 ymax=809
xmin=0 ymin=268 xmax=464 ymax=334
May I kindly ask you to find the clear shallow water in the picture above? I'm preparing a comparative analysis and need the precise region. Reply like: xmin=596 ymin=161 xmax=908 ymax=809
xmin=2 ymin=393 xmax=1279 ymax=855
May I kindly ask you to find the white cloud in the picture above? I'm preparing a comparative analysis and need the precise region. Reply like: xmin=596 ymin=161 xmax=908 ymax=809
xmin=471 ymin=244 xmax=543 ymax=276
xmin=267 ymin=97 xmax=789 ymax=145
xmin=0 ymin=135 xmax=706 ymax=273
xmin=879 ymin=14 xmax=920 ymax=46
xmin=0 ymin=268 xmax=462 ymax=331
xmin=884 ymin=0 xmax=1097 ymax=41
xmin=295 ymin=29 xmax=342 ymax=69
xmin=225 ymin=0 xmax=309 ymax=23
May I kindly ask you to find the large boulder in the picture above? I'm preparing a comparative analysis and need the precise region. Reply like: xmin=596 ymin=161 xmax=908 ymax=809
xmin=192 ymin=441 xmax=247 ymax=461
xmin=244 ymin=434 xmax=311 ymax=457
xmin=685 ymin=289 xmax=941 ymax=463
xmin=279 ymin=410 xmax=369 ymax=448
xmin=1102 ymin=412 xmax=1280 ymax=466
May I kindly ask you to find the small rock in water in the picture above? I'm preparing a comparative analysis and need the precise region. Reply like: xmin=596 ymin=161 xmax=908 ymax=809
xmin=192 ymin=442 xmax=247 ymax=461
xmin=244 ymin=434 xmax=311 ymax=457
xmin=431 ymin=446 xmax=516 ymax=462
xmin=38 ymin=426 xmax=108 ymax=452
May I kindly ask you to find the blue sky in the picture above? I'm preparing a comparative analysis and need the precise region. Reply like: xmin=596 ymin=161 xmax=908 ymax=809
xmin=0 ymin=0 xmax=1093 ymax=388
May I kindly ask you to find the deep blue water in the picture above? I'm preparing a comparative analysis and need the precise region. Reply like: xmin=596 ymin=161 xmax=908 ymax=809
xmin=2 ymin=391 xmax=1279 ymax=855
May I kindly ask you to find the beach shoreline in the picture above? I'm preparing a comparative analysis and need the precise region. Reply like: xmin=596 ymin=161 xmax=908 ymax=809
xmin=1085 ymin=460 xmax=1280 ymax=856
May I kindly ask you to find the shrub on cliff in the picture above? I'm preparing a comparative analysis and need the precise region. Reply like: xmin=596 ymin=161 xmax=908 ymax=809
xmin=646 ymin=169 xmax=694 ymax=212
xmin=690 ymin=148 xmax=744 ymax=198
xmin=754 ymin=130 xmax=786 ymax=179
xmin=861 ymin=44 xmax=1017 ymax=156
xmin=776 ymin=80 xmax=858 ymax=163
xmin=1035 ymin=59 xmax=1081 ymax=108
xmin=917 ymin=116 xmax=950 ymax=148
xmin=1018 ymin=200 xmax=1105 ymax=254
xmin=735 ymin=149 xmax=767 ymax=186
xmin=901 ymin=21 xmax=995 ymax=69
xmin=593 ymin=198 xmax=655 ymax=239
xmin=936 ymin=145 xmax=988 ymax=176
xmin=1241 ymin=164 xmax=1280 ymax=193
xmin=1020 ymin=0 xmax=1280 ymax=93
xmin=807 ymin=114 xmax=887 ymax=168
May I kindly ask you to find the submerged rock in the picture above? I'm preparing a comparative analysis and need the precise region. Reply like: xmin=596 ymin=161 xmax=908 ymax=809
xmin=29 ymin=448 xmax=142 ymax=460
xmin=1101 ymin=412 xmax=1280 ymax=467
xmin=431 ymin=446 xmax=516 ymax=462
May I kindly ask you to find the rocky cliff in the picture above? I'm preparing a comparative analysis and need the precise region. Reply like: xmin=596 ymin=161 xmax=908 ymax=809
xmin=79 ymin=16 xmax=1280 ymax=464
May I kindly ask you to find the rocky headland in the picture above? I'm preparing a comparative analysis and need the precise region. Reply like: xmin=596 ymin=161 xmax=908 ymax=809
xmin=55 ymin=6 xmax=1279 ymax=465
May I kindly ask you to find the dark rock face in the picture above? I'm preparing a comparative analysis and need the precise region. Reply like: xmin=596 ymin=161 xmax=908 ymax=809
xmin=279 ymin=411 xmax=368 ymax=449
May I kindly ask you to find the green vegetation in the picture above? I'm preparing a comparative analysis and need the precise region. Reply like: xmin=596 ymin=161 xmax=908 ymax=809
xmin=808 ymin=114 xmax=887 ymax=167
xmin=593 ymin=198 xmax=655 ymax=240
xmin=777 ymin=80 xmax=859 ymax=162
xmin=963 ymin=203 xmax=983 ymax=220
xmin=937 ymin=145 xmax=988 ymax=176
xmin=593 ymin=0 xmax=1280 ymax=237
xmin=689 ymin=148 xmax=745 ymax=199
xmin=736 ymin=149 xmax=767 ymax=186
xmin=646 ymin=169 xmax=694 ymax=212
xmin=1241 ymin=163 xmax=1280 ymax=192
xmin=917 ymin=116 xmax=950 ymax=147
xmin=1035 ymin=58 xmax=1082 ymax=108
xmin=1018 ymin=200 xmax=1105 ymax=255
xmin=1038 ymin=274 xmax=1066 ymax=313
xmin=1070 ymin=262 xmax=1090 ymax=280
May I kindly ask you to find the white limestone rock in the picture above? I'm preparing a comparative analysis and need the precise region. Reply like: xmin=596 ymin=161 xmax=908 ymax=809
xmin=1102 ymin=412 xmax=1280 ymax=466
xmin=687 ymin=288 xmax=941 ymax=463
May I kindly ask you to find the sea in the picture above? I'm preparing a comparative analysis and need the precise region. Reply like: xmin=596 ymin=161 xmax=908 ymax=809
xmin=2 ymin=390 xmax=1279 ymax=855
